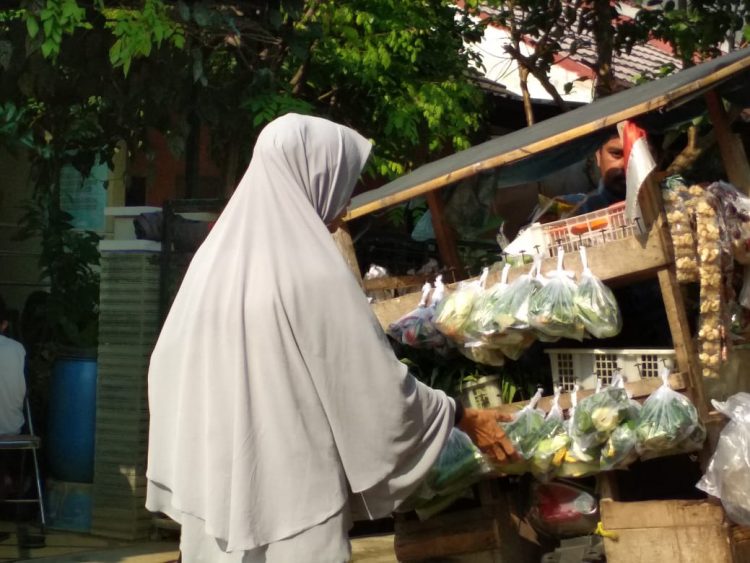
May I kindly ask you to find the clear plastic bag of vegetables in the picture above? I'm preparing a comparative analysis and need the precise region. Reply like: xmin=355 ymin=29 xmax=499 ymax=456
xmin=528 ymin=249 xmax=584 ymax=341
xmin=465 ymin=263 xmax=511 ymax=341
xmin=635 ymin=367 xmax=706 ymax=461
xmin=402 ymin=427 xmax=492 ymax=519
xmin=492 ymin=255 xmax=543 ymax=331
xmin=531 ymin=387 xmax=571 ymax=480
xmin=556 ymin=386 xmax=602 ymax=479
xmin=600 ymin=419 xmax=639 ymax=471
xmin=434 ymin=268 xmax=488 ymax=343
xmin=570 ymin=375 xmax=638 ymax=450
xmin=575 ymin=246 xmax=622 ymax=339
xmin=697 ymin=392 xmax=750 ymax=526
xmin=387 ymin=280 xmax=448 ymax=350
xmin=493 ymin=388 xmax=544 ymax=475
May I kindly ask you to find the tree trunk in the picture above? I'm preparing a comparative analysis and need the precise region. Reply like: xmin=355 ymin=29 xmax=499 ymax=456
xmin=592 ymin=0 xmax=615 ymax=98
xmin=519 ymin=65 xmax=535 ymax=126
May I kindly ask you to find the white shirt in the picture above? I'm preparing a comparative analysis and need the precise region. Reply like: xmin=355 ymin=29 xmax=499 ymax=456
xmin=0 ymin=334 xmax=26 ymax=435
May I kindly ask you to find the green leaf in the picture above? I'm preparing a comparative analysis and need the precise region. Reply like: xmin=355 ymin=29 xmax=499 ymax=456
xmin=26 ymin=16 xmax=39 ymax=39
xmin=41 ymin=39 xmax=55 ymax=58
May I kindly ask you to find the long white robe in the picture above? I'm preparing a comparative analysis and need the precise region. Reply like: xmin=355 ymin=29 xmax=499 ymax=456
xmin=145 ymin=113 xmax=454 ymax=555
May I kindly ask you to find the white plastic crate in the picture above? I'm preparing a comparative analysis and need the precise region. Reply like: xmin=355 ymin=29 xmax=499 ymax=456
xmin=541 ymin=201 xmax=642 ymax=258
xmin=545 ymin=348 xmax=676 ymax=391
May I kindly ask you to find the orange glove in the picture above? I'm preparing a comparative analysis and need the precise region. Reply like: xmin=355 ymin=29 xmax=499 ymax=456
xmin=458 ymin=408 xmax=517 ymax=464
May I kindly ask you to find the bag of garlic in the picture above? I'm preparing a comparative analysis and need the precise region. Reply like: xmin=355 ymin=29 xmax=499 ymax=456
xmin=635 ymin=366 xmax=706 ymax=461
xmin=574 ymin=246 xmax=622 ymax=339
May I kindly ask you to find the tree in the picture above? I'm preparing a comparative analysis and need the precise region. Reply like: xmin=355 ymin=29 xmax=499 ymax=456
xmin=0 ymin=0 xmax=490 ymax=346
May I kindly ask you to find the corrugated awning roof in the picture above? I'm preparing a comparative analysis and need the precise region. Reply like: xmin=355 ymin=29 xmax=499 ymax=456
xmin=347 ymin=47 xmax=750 ymax=221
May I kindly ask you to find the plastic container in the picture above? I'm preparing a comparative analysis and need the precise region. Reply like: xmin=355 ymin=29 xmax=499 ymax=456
xmin=541 ymin=202 xmax=642 ymax=258
xmin=545 ymin=348 xmax=676 ymax=391
xmin=461 ymin=375 xmax=503 ymax=408
xmin=47 ymin=355 xmax=97 ymax=483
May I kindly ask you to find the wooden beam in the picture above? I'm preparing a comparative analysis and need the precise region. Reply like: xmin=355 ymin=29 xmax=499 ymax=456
xmin=705 ymin=90 xmax=750 ymax=194
xmin=492 ymin=372 xmax=686 ymax=416
xmin=331 ymin=224 xmax=363 ymax=287
xmin=600 ymin=499 xmax=725 ymax=530
xmin=425 ymin=191 xmax=464 ymax=280
xmin=345 ymin=54 xmax=750 ymax=221
xmin=657 ymin=267 xmax=708 ymax=417
xmin=371 ymin=227 xmax=669 ymax=330
xmin=362 ymin=275 xmax=427 ymax=293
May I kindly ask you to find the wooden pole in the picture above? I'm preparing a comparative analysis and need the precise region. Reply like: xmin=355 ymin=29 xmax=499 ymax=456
xmin=331 ymin=224 xmax=364 ymax=287
xmin=704 ymin=90 xmax=750 ymax=194
xmin=425 ymin=191 xmax=464 ymax=280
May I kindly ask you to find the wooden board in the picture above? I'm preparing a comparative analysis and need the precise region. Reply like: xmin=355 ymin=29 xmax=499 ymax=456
xmin=731 ymin=526 xmax=750 ymax=563
xmin=705 ymin=90 xmax=750 ymax=194
xmin=492 ymin=372 xmax=686 ymax=416
xmin=394 ymin=508 xmax=500 ymax=561
xmin=371 ymin=226 xmax=668 ymax=330
xmin=600 ymin=499 xmax=733 ymax=563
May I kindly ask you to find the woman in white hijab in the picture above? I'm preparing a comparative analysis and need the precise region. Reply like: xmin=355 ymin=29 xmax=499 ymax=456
xmin=146 ymin=113 xmax=514 ymax=562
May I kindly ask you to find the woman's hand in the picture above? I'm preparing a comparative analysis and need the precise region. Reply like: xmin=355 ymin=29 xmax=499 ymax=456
xmin=457 ymin=408 xmax=517 ymax=464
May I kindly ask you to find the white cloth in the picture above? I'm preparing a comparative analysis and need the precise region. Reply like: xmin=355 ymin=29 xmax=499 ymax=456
xmin=178 ymin=504 xmax=351 ymax=563
xmin=146 ymin=113 xmax=455 ymax=554
xmin=0 ymin=335 xmax=26 ymax=435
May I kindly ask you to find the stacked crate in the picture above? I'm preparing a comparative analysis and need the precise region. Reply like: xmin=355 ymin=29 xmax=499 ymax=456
xmin=91 ymin=249 xmax=160 ymax=540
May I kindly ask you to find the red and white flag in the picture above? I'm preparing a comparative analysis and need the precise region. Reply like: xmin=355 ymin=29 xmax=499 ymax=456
xmin=619 ymin=121 xmax=656 ymax=220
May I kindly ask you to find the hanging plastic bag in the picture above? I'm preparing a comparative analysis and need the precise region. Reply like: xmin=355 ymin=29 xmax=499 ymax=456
xmin=556 ymin=385 xmax=602 ymax=479
xmin=403 ymin=428 xmax=491 ymax=519
xmin=502 ymin=388 xmax=545 ymax=461
xmin=387 ymin=281 xmax=447 ymax=350
xmin=570 ymin=374 xmax=637 ymax=450
xmin=697 ymin=392 xmax=750 ymax=526
xmin=575 ymin=246 xmax=622 ymax=339
xmin=466 ymin=263 xmax=511 ymax=340
xmin=635 ymin=367 xmax=706 ymax=461
xmin=493 ymin=255 xmax=543 ymax=331
xmin=528 ymin=248 xmax=584 ymax=341
xmin=434 ymin=268 xmax=488 ymax=343
xmin=531 ymin=387 xmax=571 ymax=480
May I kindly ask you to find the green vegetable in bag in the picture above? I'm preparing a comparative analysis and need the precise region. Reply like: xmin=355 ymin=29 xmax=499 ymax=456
xmin=600 ymin=420 xmax=638 ymax=470
xmin=574 ymin=247 xmax=622 ymax=339
xmin=528 ymin=249 xmax=584 ymax=341
xmin=494 ymin=256 xmax=543 ymax=331
xmin=530 ymin=387 xmax=569 ymax=479
xmin=502 ymin=388 xmax=545 ymax=460
xmin=554 ymin=385 xmax=602 ymax=479
xmin=571 ymin=376 xmax=637 ymax=449
xmin=636 ymin=367 xmax=706 ymax=460
xmin=434 ymin=271 xmax=487 ymax=343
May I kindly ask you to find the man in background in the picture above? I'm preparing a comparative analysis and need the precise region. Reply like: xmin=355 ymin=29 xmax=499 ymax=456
xmin=0 ymin=296 xmax=26 ymax=500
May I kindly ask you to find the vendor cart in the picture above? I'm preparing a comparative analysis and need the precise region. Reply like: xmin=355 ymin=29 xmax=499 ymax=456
xmin=336 ymin=47 xmax=750 ymax=562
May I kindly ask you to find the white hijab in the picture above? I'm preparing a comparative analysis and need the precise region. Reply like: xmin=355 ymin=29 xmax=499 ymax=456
xmin=146 ymin=113 xmax=454 ymax=552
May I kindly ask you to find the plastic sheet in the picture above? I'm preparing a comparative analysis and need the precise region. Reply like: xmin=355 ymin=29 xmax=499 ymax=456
xmin=697 ymin=392 xmax=750 ymax=526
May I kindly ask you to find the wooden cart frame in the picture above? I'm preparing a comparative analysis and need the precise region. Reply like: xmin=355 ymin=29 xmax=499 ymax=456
xmin=334 ymin=47 xmax=750 ymax=562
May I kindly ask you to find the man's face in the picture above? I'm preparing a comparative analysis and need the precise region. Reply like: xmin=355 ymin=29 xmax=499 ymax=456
xmin=596 ymin=136 xmax=626 ymax=197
